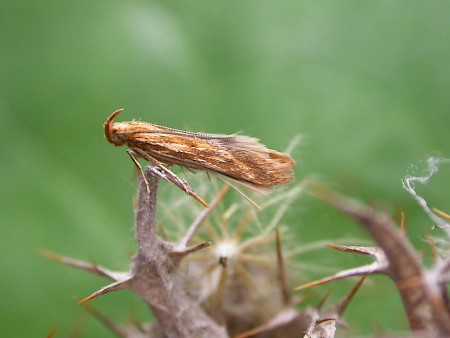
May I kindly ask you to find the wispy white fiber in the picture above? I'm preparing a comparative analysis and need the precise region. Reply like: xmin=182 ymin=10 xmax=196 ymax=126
xmin=402 ymin=157 xmax=450 ymax=235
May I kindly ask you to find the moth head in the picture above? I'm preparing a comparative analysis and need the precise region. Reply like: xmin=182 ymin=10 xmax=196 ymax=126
xmin=104 ymin=108 xmax=126 ymax=146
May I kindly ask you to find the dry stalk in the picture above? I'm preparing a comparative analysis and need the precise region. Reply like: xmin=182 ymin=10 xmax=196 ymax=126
xmin=294 ymin=182 xmax=450 ymax=337
xmin=47 ymin=165 xmax=227 ymax=338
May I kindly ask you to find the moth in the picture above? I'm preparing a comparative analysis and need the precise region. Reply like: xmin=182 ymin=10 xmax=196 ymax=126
xmin=104 ymin=108 xmax=295 ymax=207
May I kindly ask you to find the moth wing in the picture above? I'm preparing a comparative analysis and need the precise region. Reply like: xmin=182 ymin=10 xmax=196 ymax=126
xmin=126 ymin=128 xmax=295 ymax=187
xmin=208 ymin=134 xmax=296 ymax=186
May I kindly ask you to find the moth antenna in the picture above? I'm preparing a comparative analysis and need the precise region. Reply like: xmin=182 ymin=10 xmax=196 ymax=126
xmin=104 ymin=108 xmax=125 ymax=145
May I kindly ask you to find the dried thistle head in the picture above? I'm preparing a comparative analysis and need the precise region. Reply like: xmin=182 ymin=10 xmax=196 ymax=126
xmin=157 ymin=174 xmax=305 ymax=335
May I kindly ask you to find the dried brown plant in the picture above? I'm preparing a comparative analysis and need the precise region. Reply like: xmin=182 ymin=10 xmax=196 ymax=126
xmin=45 ymin=157 xmax=450 ymax=337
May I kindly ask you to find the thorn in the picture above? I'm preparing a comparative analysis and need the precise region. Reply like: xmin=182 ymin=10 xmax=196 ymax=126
xmin=400 ymin=211 xmax=407 ymax=233
xmin=175 ymin=241 xmax=212 ymax=257
xmin=78 ymin=293 xmax=98 ymax=305
xmin=295 ymin=242 xmax=385 ymax=291
xmin=433 ymin=208 xmax=450 ymax=221
xmin=294 ymin=264 xmax=377 ymax=292
xmin=294 ymin=278 xmax=334 ymax=291
xmin=81 ymin=304 xmax=131 ymax=337
xmin=46 ymin=323 xmax=58 ymax=338
xmin=78 ymin=278 xmax=131 ymax=304
xmin=326 ymin=243 xmax=380 ymax=257
xmin=194 ymin=194 xmax=209 ymax=208
xmin=275 ymin=228 xmax=291 ymax=306
xmin=40 ymin=248 xmax=64 ymax=262
xmin=335 ymin=276 xmax=367 ymax=315
xmin=317 ymin=289 xmax=332 ymax=310
xmin=40 ymin=249 xmax=123 ymax=281
xmin=316 ymin=317 xmax=336 ymax=325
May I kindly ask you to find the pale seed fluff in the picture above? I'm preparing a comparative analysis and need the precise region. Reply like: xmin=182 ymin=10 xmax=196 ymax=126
xmin=157 ymin=174 xmax=305 ymax=336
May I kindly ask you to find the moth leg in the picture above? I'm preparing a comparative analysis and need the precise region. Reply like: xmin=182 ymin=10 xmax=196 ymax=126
xmin=127 ymin=150 xmax=151 ymax=194
xmin=181 ymin=166 xmax=197 ymax=175
xmin=131 ymin=147 xmax=209 ymax=208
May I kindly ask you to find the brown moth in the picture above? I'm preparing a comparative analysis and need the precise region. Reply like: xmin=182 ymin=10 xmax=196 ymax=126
xmin=104 ymin=109 xmax=295 ymax=206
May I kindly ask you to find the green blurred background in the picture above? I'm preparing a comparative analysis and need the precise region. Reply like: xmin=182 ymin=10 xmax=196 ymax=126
xmin=1 ymin=1 xmax=449 ymax=337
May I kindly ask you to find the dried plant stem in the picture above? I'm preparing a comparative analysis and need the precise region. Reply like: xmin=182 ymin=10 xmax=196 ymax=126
xmin=311 ymin=183 xmax=450 ymax=335
xmin=50 ymin=165 xmax=227 ymax=338
xmin=105 ymin=166 xmax=227 ymax=337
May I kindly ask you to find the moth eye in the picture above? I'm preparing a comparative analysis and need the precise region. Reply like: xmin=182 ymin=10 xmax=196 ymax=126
xmin=114 ymin=133 xmax=124 ymax=143
xmin=110 ymin=130 xmax=125 ymax=146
